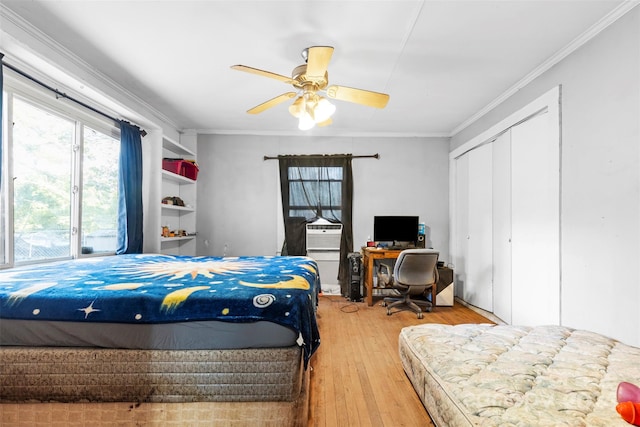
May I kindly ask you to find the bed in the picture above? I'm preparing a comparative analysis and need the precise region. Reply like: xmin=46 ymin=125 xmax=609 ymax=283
xmin=399 ymin=323 xmax=640 ymax=426
xmin=0 ymin=253 xmax=320 ymax=426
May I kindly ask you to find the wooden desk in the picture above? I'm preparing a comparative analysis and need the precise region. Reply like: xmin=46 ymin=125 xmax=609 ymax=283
xmin=361 ymin=247 xmax=436 ymax=307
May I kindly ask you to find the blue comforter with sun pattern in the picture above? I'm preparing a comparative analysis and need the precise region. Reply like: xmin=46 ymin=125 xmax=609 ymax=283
xmin=0 ymin=254 xmax=320 ymax=364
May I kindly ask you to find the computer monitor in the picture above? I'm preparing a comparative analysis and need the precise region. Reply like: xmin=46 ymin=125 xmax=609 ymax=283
xmin=373 ymin=216 xmax=419 ymax=245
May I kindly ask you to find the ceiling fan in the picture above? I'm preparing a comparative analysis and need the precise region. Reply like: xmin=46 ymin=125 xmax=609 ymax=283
xmin=231 ymin=46 xmax=390 ymax=130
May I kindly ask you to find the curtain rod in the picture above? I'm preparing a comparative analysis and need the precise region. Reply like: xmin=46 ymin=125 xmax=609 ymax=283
xmin=263 ymin=153 xmax=379 ymax=161
xmin=1 ymin=56 xmax=147 ymax=137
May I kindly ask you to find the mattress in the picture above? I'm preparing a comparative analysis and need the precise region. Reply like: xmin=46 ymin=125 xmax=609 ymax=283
xmin=399 ymin=323 xmax=640 ymax=426
xmin=0 ymin=254 xmax=320 ymax=365
xmin=0 ymin=319 xmax=298 ymax=349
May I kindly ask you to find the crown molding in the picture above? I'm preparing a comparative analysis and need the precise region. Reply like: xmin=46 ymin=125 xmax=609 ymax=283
xmin=449 ymin=0 xmax=640 ymax=137
xmin=193 ymin=128 xmax=451 ymax=139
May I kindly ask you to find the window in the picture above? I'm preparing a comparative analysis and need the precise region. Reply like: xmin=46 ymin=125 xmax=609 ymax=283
xmin=80 ymin=127 xmax=119 ymax=255
xmin=278 ymin=155 xmax=353 ymax=280
xmin=3 ymin=87 xmax=120 ymax=266
xmin=286 ymin=165 xmax=343 ymax=221
xmin=0 ymin=91 xmax=7 ymax=266
xmin=13 ymin=98 xmax=74 ymax=262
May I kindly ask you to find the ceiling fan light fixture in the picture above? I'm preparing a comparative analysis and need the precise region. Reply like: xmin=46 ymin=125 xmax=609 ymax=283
xmin=288 ymin=96 xmax=304 ymax=118
xmin=298 ymin=112 xmax=316 ymax=130
xmin=314 ymin=97 xmax=336 ymax=123
xmin=293 ymin=93 xmax=334 ymax=130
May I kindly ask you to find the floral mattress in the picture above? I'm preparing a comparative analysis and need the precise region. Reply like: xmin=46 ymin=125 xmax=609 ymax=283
xmin=399 ymin=323 xmax=640 ymax=426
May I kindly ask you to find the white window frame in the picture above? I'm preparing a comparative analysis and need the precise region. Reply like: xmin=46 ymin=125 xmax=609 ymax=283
xmin=1 ymin=71 xmax=120 ymax=268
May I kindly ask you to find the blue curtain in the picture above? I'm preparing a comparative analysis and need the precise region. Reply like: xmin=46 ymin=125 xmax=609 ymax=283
xmin=116 ymin=121 xmax=143 ymax=254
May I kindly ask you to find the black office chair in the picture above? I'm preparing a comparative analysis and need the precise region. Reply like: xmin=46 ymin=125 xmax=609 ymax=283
xmin=381 ymin=249 xmax=439 ymax=319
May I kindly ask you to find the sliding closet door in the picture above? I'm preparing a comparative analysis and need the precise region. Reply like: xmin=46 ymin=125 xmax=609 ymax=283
xmin=511 ymin=111 xmax=560 ymax=325
xmin=453 ymin=154 xmax=469 ymax=299
xmin=450 ymin=88 xmax=560 ymax=324
xmin=492 ymin=130 xmax=512 ymax=323
xmin=465 ymin=143 xmax=493 ymax=312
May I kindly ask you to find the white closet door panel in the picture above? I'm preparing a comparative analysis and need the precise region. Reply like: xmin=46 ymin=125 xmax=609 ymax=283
xmin=511 ymin=112 xmax=560 ymax=325
xmin=492 ymin=130 xmax=512 ymax=324
xmin=454 ymin=154 xmax=469 ymax=299
xmin=466 ymin=143 xmax=493 ymax=311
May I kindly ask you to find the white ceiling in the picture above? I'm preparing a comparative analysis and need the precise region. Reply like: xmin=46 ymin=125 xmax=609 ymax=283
xmin=0 ymin=0 xmax=630 ymax=137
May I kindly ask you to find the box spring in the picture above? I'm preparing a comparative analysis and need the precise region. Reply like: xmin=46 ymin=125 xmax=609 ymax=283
xmin=0 ymin=346 xmax=304 ymax=403
xmin=0 ymin=346 xmax=309 ymax=426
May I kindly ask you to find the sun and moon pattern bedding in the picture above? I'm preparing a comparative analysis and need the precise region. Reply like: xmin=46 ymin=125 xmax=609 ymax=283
xmin=0 ymin=254 xmax=321 ymax=365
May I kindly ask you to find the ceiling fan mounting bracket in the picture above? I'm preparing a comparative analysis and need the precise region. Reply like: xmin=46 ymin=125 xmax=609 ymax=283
xmin=291 ymin=64 xmax=328 ymax=91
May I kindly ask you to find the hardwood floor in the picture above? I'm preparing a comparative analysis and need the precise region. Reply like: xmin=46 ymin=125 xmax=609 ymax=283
xmin=308 ymin=294 xmax=492 ymax=427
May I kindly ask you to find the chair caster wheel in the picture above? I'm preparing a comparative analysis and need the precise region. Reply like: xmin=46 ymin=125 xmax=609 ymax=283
xmin=417 ymin=312 xmax=423 ymax=319
xmin=381 ymin=301 xmax=387 ymax=307
xmin=387 ymin=309 xmax=392 ymax=316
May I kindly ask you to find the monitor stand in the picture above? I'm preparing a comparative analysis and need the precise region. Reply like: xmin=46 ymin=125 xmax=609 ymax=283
xmin=389 ymin=241 xmax=411 ymax=250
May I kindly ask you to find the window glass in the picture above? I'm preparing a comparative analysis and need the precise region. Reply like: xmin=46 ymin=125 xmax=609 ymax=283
xmin=0 ymin=91 xmax=7 ymax=266
xmin=287 ymin=165 xmax=343 ymax=221
xmin=320 ymin=182 xmax=342 ymax=204
xmin=289 ymin=182 xmax=319 ymax=206
xmin=288 ymin=209 xmax=317 ymax=219
xmin=81 ymin=127 xmax=119 ymax=255
xmin=13 ymin=98 xmax=73 ymax=262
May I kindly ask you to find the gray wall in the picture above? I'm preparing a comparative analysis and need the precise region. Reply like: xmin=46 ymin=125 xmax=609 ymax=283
xmin=451 ymin=8 xmax=640 ymax=345
xmin=195 ymin=7 xmax=640 ymax=346
xmin=196 ymin=135 xmax=450 ymax=261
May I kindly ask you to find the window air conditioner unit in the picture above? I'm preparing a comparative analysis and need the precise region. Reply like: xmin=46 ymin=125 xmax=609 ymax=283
xmin=306 ymin=218 xmax=343 ymax=293
xmin=306 ymin=222 xmax=343 ymax=251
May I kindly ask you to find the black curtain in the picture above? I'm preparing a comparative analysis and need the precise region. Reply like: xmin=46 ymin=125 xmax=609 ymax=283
xmin=279 ymin=155 xmax=354 ymax=286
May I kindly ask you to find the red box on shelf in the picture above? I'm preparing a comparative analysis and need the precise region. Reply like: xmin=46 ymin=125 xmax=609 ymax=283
xmin=180 ymin=161 xmax=199 ymax=180
xmin=162 ymin=159 xmax=199 ymax=181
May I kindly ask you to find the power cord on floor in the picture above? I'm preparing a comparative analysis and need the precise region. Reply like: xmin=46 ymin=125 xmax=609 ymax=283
xmin=319 ymin=294 xmax=360 ymax=313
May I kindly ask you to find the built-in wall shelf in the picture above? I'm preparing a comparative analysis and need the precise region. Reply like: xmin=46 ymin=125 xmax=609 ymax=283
xmin=161 ymin=204 xmax=195 ymax=212
xmin=162 ymin=170 xmax=196 ymax=184
xmin=162 ymin=136 xmax=195 ymax=158
xmin=161 ymin=235 xmax=196 ymax=243
xmin=159 ymin=134 xmax=197 ymax=255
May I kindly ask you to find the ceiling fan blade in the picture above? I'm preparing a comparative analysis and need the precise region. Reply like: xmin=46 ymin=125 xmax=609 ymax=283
xmin=306 ymin=46 xmax=334 ymax=80
xmin=247 ymin=92 xmax=297 ymax=114
xmin=317 ymin=118 xmax=333 ymax=127
xmin=326 ymin=85 xmax=389 ymax=109
xmin=231 ymin=65 xmax=294 ymax=84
